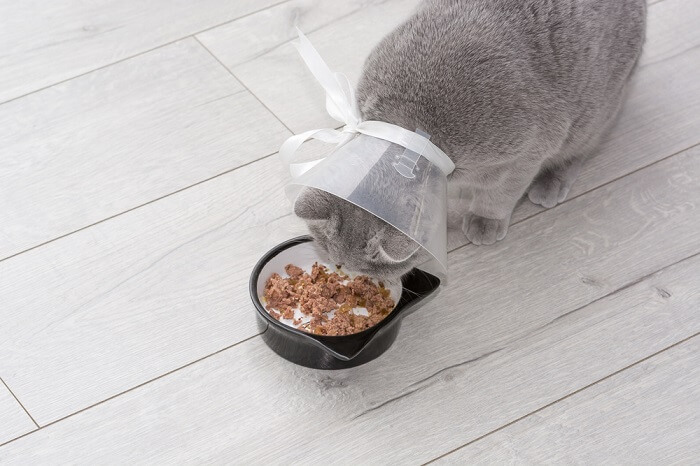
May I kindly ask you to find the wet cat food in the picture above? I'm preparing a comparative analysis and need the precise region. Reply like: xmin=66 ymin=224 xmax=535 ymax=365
xmin=263 ymin=263 xmax=395 ymax=336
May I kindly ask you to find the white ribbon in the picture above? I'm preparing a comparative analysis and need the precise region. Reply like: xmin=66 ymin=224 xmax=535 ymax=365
xmin=279 ymin=28 xmax=455 ymax=178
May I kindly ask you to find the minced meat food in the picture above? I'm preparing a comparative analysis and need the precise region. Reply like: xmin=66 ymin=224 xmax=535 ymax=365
xmin=263 ymin=263 xmax=395 ymax=336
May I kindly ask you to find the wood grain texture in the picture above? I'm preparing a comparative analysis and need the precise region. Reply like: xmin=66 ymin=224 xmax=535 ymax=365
xmin=641 ymin=0 xmax=700 ymax=66
xmin=0 ymin=0 xmax=282 ymax=103
xmin=230 ymin=0 xmax=422 ymax=133
xmin=437 ymin=337 xmax=700 ymax=465
xmin=0 ymin=38 xmax=289 ymax=259
xmin=0 ymin=381 xmax=35 ymax=445
xmin=1 ymin=146 xmax=698 ymax=462
xmin=197 ymin=0 xmax=383 ymax=69
xmin=0 ymin=155 xmax=306 ymax=426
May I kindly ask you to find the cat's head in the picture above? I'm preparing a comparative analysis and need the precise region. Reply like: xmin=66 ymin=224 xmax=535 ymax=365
xmin=294 ymin=187 xmax=427 ymax=278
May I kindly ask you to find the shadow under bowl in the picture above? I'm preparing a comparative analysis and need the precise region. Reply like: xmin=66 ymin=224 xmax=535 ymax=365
xmin=249 ymin=236 xmax=441 ymax=369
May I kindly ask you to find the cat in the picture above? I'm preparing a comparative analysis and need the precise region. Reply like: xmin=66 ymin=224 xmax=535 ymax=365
xmin=294 ymin=0 xmax=647 ymax=278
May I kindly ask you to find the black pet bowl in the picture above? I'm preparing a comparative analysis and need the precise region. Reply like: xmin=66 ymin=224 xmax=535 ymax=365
xmin=249 ymin=236 xmax=441 ymax=369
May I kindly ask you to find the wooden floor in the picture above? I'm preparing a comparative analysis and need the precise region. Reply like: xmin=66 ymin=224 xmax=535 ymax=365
xmin=1 ymin=0 xmax=698 ymax=463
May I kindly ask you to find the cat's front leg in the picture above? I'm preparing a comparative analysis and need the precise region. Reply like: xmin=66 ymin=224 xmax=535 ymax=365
xmin=458 ymin=163 xmax=541 ymax=245
xmin=528 ymin=157 xmax=584 ymax=208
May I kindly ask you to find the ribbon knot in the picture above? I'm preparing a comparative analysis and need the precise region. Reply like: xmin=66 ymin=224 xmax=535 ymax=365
xmin=279 ymin=28 xmax=455 ymax=179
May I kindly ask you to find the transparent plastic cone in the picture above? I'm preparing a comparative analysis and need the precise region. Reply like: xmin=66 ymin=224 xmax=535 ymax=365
xmin=286 ymin=133 xmax=448 ymax=281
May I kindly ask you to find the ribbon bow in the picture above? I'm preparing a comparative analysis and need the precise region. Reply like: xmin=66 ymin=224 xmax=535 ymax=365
xmin=279 ymin=28 xmax=455 ymax=178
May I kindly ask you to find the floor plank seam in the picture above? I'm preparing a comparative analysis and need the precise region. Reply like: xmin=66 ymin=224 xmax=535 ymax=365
xmin=512 ymin=250 xmax=700 ymax=344
xmin=448 ymin=140 xmax=700 ymax=255
xmin=0 ymin=329 xmax=267 ymax=449
xmin=351 ymin=250 xmax=700 ymax=422
xmin=0 ymin=37 xmax=188 ymax=108
xmin=540 ymin=251 xmax=700 ymax=329
xmin=422 ymin=332 xmax=700 ymax=465
xmin=189 ymin=0 xmax=292 ymax=40
xmin=353 ymin=348 xmax=504 ymax=420
xmin=193 ymin=36 xmax=295 ymax=134
xmin=215 ymin=0 xmax=397 ymax=70
xmin=0 ymin=151 xmax=277 ymax=264
xmin=0 ymin=121 xmax=344 ymax=265
xmin=0 ymin=377 xmax=40 ymax=429
xmin=0 ymin=0 xmax=293 ymax=108
xmin=641 ymin=43 xmax=700 ymax=69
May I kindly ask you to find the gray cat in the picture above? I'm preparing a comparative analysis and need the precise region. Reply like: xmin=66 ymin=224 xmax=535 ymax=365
xmin=295 ymin=0 xmax=646 ymax=278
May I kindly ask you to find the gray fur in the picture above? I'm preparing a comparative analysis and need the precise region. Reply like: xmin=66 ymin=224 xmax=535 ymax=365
xmin=295 ymin=0 xmax=646 ymax=277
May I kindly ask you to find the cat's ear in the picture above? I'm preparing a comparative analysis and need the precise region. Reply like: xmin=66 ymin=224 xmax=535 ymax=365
xmin=294 ymin=188 xmax=332 ymax=220
xmin=378 ymin=228 xmax=420 ymax=263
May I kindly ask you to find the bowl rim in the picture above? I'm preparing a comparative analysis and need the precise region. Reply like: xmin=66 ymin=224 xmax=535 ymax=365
xmin=249 ymin=236 xmax=416 ymax=360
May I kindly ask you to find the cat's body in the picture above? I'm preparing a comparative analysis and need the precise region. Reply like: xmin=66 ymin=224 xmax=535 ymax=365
xmin=296 ymin=0 xmax=646 ymax=277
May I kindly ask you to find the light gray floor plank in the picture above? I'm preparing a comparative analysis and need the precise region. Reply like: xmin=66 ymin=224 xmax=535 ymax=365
xmin=0 ymin=0 xmax=282 ymax=103
xmin=436 ymin=337 xmax=700 ymax=465
xmin=0 ymin=155 xmax=306 ymax=426
xmin=196 ymin=0 xmax=382 ymax=69
xmin=230 ymin=0 xmax=422 ymax=133
xmin=0 ymin=381 xmax=36 ymax=445
xmin=0 ymin=38 xmax=289 ymax=260
xmin=0 ymin=0 xmax=698 ymax=428
xmin=642 ymin=0 xmax=700 ymax=66
xmin=1 ymin=143 xmax=698 ymax=461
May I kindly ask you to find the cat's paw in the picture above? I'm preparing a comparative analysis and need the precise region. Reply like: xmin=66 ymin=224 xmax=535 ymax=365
xmin=462 ymin=214 xmax=509 ymax=245
xmin=528 ymin=161 xmax=582 ymax=209
xmin=527 ymin=174 xmax=569 ymax=209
